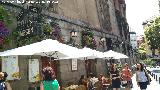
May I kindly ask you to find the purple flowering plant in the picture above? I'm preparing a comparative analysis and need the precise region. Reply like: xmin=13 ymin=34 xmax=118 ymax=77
xmin=0 ymin=21 xmax=10 ymax=45
xmin=52 ymin=25 xmax=61 ymax=36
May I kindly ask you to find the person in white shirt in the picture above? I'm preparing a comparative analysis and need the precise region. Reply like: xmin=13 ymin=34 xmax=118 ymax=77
xmin=136 ymin=63 xmax=148 ymax=90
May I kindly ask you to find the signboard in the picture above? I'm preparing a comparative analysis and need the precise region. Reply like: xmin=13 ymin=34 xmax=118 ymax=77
xmin=71 ymin=59 xmax=77 ymax=71
xmin=2 ymin=56 xmax=20 ymax=80
xmin=29 ymin=59 xmax=40 ymax=82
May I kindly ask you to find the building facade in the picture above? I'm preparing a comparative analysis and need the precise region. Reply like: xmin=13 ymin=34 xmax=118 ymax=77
xmin=129 ymin=32 xmax=137 ymax=49
xmin=0 ymin=0 xmax=132 ymax=89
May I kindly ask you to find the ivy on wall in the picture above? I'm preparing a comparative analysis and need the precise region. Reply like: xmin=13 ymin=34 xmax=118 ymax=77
xmin=41 ymin=21 xmax=63 ymax=42
xmin=50 ymin=22 xmax=63 ymax=43
xmin=0 ymin=22 xmax=10 ymax=45
xmin=81 ymin=29 xmax=97 ymax=49
xmin=13 ymin=19 xmax=63 ymax=47
xmin=0 ymin=5 xmax=13 ymax=50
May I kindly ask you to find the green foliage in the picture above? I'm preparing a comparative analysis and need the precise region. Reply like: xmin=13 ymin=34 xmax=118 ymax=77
xmin=144 ymin=17 xmax=160 ymax=51
xmin=0 ymin=5 xmax=14 ymax=50
xmin=138 ymin=42 xmax=146 ymax=54
xmin=81 ymin=29 xmax=97 ymax=49
xmin=13 ymin=20 xmax=63 ymax=47
xmin=43 ymin=23 xmax=52 ymax=35
xmin=0 ymin=5 xmax=12 ymax=25
xmin=143 ymin=59 xmax=155 ymax=66
xmin=138 ymin=42 xmax=147 ymax=60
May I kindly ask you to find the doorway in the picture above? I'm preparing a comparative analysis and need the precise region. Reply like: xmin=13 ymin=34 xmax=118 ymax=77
xmin=41 ymin=56 xmax=59 ymax=77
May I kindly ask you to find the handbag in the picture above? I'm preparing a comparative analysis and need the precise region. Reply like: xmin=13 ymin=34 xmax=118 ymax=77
xmin=144 ymin=69 xmax=151 ymax=85
xmin=121 ymin=80 xmax=127 ymax=87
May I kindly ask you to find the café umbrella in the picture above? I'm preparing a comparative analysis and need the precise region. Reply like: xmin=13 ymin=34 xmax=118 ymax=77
xmin=102 ymin=50 xmax=129 ymax=59
xmin=79 ymin=47 xmax=104 ymax=60
xmin=0 ymin=39 xmax=82 ymax=61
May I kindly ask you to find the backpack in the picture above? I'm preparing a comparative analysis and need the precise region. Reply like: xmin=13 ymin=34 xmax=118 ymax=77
xmin=0 ymin=82 xmax=6 ymax=90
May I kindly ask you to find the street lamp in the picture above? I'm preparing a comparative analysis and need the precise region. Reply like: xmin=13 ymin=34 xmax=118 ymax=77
xmin=67 ymin=29 xmax=78 ymax=47
xmin=100 ymin=37 xmax=106 ymax=42
xmin=100 ymin=37 xmax=106 ymax=51
xmin=70 ymin=29 xmax=77 ymax=37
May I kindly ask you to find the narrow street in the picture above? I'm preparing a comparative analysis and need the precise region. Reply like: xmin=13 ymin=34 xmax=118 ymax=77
xmin=120 ymin=74 xmax=160 ymax=90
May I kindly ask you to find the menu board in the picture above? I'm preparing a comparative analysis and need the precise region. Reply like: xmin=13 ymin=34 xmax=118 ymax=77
xmin=72 ymin=59 xmax=77 ymax=71
xmin=29 ymin=59 xmax=40 ymax=82
xmin=2 ymin=56 xmax=20 ymax=80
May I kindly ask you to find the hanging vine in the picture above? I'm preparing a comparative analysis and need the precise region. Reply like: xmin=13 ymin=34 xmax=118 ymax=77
xmin=0 ymin=5 xmax=13 ymax=50
xmin=11 ymin=3 xmax=63 ymax=47
xmin=50 ymin=22 xmax=63 ymax=43
xmin=13 ymin=18 xmax=63 ymax=47
xmin=43 ymin=21 xmax=63 ymax=42
xmin=81 ymin=29 xmax=97 ymax=49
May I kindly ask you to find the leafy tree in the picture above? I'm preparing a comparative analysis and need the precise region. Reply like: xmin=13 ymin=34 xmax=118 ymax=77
xmin=144 ymin=17 xmax=160 ymax=55
xmin=143 ymin=59 xmax=155 ymax=67
xmin=138 ymin=42 xmax=147 ymax=60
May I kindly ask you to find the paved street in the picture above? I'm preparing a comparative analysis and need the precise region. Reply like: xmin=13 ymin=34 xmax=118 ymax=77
xmin=120 ymin=74 xmax=160 ymax=90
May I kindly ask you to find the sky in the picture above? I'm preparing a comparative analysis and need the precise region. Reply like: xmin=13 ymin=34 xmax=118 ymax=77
xmin=126 ymin=0 xmax=159 ymax=35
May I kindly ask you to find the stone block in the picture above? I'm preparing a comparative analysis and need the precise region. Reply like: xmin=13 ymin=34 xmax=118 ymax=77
xmin=61 ymin=72 xmax=72 ymax=81
xmin=60 ymin=64 xmax=70 ymax=72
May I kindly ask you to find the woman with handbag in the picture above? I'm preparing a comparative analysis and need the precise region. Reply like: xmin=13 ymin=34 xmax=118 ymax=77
xmin=110 ymin=64 xmax=121 ymax=90
xmin=136 ymin=63 xmax=149 ymax=90
xmin=121 ymin=63 xmax=133 ymax=90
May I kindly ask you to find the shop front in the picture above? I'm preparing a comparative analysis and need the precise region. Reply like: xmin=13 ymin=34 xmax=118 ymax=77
xmin=0 ymin=55 xmax=111 ymax=90
xmin=0 ymin=55 xmax=60 ymax=90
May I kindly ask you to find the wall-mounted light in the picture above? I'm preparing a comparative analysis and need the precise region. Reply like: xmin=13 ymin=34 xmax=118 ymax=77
xmin=100 ymin=37 xmax=106 ymax=42
xmin=70 ymin=29 xmax=77 ymax=37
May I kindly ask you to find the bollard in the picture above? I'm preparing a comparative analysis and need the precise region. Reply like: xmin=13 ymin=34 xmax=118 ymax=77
xmin=154 ymin=74 xmax=155 ymax=79
xmin=156 ymin=75 xmax=158 ymax=81
xmin=149 ymin=71 xmax=151 ymax=75
xmin=159 ymin=77 xmax=160 ymax=84
xmin=151 ymin=73 xmax=153 ymax=77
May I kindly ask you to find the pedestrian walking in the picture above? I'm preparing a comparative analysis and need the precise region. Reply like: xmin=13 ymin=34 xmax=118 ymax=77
xmin=121 ymin=63 xmax=133 ymax=90
xmin=40 ymin=66 xmax=60 ymax=90
xmin=136 ymin=63 xmax=149 ymax=90
xmin=110 ymin=64 xmax=121 ymax=90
